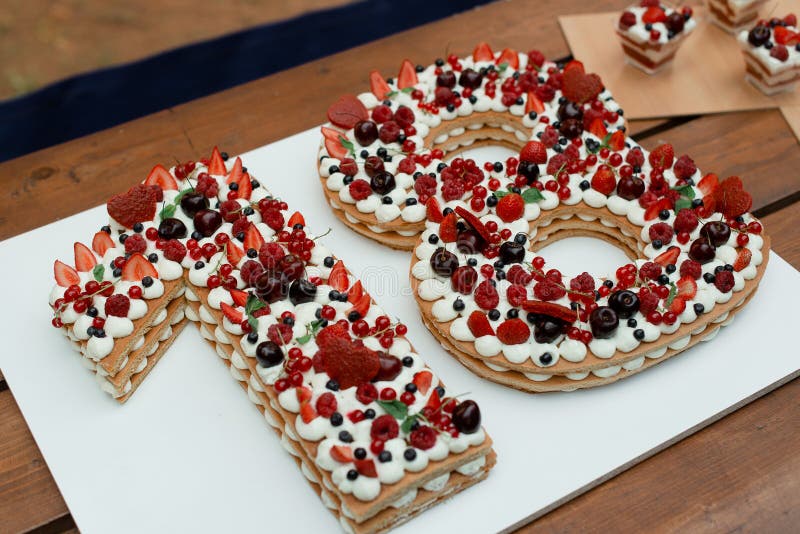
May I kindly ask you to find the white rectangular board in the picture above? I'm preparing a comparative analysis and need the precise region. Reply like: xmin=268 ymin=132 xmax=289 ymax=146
xmin=0 ymin=128 xmax=798 ymax=533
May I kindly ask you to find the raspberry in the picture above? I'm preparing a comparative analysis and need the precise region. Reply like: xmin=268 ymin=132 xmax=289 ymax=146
xmin=569 ymin=272 xmax=595 ymax=292
xmin=673 ymin=208 xmax=698 ymax=234
xmin=673 ymin=154 xmax=697 ymax=179
xmin=371 ymin=104 xmax=393 ymax=123
xmin=540 ymin=125 xmax=559 ymax=147
xmin=315 ymin=392 xmax=337 ymax=418
xmin=506 ymin=284 xmax=528 ymax=307
xmin=379 ymin=121 xmax=401 ymax=143
xmin=339 ymin=158 xmax=358 ymax=177
xmin=496 ymin=318 xmax=530 ymax=344
xmin=259 ymin=242 xmax=285 ymax=270
xmin=527 ymin=49 xmax=545 ymax=67
xmin=219 ymin=200 xmax=242 ymax=223
xmin=356 ymin=383 xmax=378 ymax=405
xmin=546 ymin=153 xmax=569 ymax=176
xmin=533 ymin=280 xmax=566 ymax=301
xmin=267 ymin=323 xmax=293 ymax=345
xmin=261 ymin=209 xmax=285 ymax=232
xmin=535 ymin=84 xmax=556 ymax=104
xmin=398 ymin=157 xmax=416 ymax=175
xmin=370 ymin=414 xmax=399 ymax=441
xmin=770 ymin=44 xmax=789 ymax=62
xmin=451 ymin=266 xmax=479 ymax=295
xmin=196 ymin=174 xmax=219 ymax=198
xmin=394 ymin=105 xmax=415 ymax=128
xmin=625 ymin=147 xmax=645 ymax=168
xmin=638 ymin=191 xmax=658 ymax=208
xmin=564 ymin=143 xmax=580 ymax=162
xmin=638 ymin=288 xmax=659 ymax=314
xmin=104 ymin=294 xmax=130 ymax=317
xmin=409 ymin=425 xmax=437 ymax=450
xmin=713 ymin=270 xmax=735 ymax=293
xmin=162 ymin=239 xmax=187 ymax=262
xmin=441 ymin=179 xmax=465 ymax=201
xmin=648 ymin=222 xmax=674 ymax=244
xmin=124 ymin=234 xmax=147 ymax=255
xmin=414 ymin=175 xmax=437 ymax=198
xmin=639 ymin=261 xmax=662 ymax=281
xmin=648 ymin=143 xmax=674 ymax=170
xmin=506 ymin=265 xmax=533 ymax=285
xmin=474 ymin=280 xmax=499 ymax=310
xmin=679 ymin=259 xmax=702 ymax=280
xmin=349 ymin=179 xmax=372 ymax=201
xmin=619 ymin=10 xmax=636 ymax=28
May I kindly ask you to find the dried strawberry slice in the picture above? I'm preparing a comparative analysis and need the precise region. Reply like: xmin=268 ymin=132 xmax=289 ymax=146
xmin=454 ymin=206 xmax=491 ymax=242
xmin=327 ymin=94 xmax=368 ymax=129
xmin=521 ymin=300 xmax=577 ymax=323
xmin=320 ymin=337 xmax=380 ymax=390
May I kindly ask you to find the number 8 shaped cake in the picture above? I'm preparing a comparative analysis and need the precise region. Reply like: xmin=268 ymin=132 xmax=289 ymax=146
xmin=48 ymin=149 xmax=494 ymax=532
xmin=318 ymin=44 xmax=769 ymax=392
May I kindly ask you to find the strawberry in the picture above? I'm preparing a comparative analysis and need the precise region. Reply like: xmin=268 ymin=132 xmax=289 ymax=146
xmin=330 ymin=445 xmax=354 ymax=463
xmin=439 ymin=212 xmax=458 ymax=242
xmin=676 ymin=275 xmax=697 ymax=299
xmin=608 ymin=131 xmax=626 ymax=151
xmin=472 ymin=42 xmax=494 ymax=62
xmin=648 ymin=143 xmax=674 ymax=169
xmin=496 ymin=193 xmax=525 ymax=222
xmin=91 ymin=231 xmax=114 ymax=256
xmin=243 ymin=224 xmax=264 ymax=251
xmin=354 ymin=459 xmax=378 ymax=478
xmin=591 ymin=165 xmax=616 ymax=196
xmin=235 ymin=172 xmax=252 ymax=200
xmin=143 ymin=164 xmax=178 ymax=190
xmin=496 ymin=318 xmax=531 ymax=344
xmin=425 ymin=388 xmax=442 ymax=410
xmin=521 ymin=300 xmax=577 ymax=323
xmin=346 ymin=293 xmax=371 ymax=319
xmin=520 ymin=140 xmax=548 ymax=164
xmin=467 ymin=311 xmax=495 ymax=337
xmin=121 ymin=253 xmax=158 ymax=281
xmin=562 ymin=64 xmax=603 ymax=104
xmin=412 ymin=370 xmax=433 ymax=395
xmin=642 ymin=6 xmax=667 ymax=23
xmin=288 ymin=211 xmax=305 ymax=228
xmin=525 ymin=91 xmax=545 ymax=114
xmin=668 ymin=296 xmax=686 ymax=315
xmin=327 ymin=94 xmax=369 ymax=129
xmin=225 ymin=157 xmax=243 ymax=185
xmin=106 ymin=184 xmax=159 ymax=228
xmin=715 ymin=177 xmax=752 ymax=218
xmin=733 ymin=248 xmax=752 ymax=272
xmin=455 ymin=206 xmax=491 ymax=242
xmin=563 ymin=59 xmax=584 ymax=72
xmin=229 ymin=288 xmax=249 ymax=307
xmin=73 ymin=242 xmax=97 ymax=272
xmin=697 ymin=173 xmax=719 ymax=195
xmin=495 ymin=47 xmax=519 ymax=69
xmin=644 ymin=197 xmax=672 ymax=221
xmin=587 ymin=118 xmax=607 ymax=138
xmin=654 ymin=245 xmax=680 ymax=267
xmin=774 ymin=25 xmax=800 ymax=45
xmin=320 ymin=336 xmax=380 ymax=389
xmin=347 ymin=280 xmax=364 ymax=303
xmin=296 ymin=385 xmax=313 ymax=405
xmin=220 ymin=301 xmax=243 ymax=324
xmin=315 ymin=322 xmax=350 ymax=350
xmin=784 ymin=13 xmax=797 ymax=26
xmin=327 ymin=260 xmax=349 ymax=292
xmin=54 ymin=260 xmax=80 ymax=287
xmin=207 ymin=146 xmax=227 ymax=176
xmin=300 ymin=403 xmax=317 ymax=424
xmin=369 ymin=70 xmax=391 ymax=100
xmin=426 ymin=197 xmax=444 ymax=223
xmin=474 ymin=280 xmax=500 ymax=310
xmin=397 ymin=59 xmax=418 ymax=89
xmin=226 ymin=240 xmax=244 ymax=266
xmin=322 ymin=129 xmax=348 ymax=160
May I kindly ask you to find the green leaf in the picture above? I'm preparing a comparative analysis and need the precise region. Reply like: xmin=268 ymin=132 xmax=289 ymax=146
xmin=664 ymin=282 xmax=678 ymax=307
xmin=245 ymin=294 xmax=266 ymax=316
xmin=92 ymin=264 xmax=105 ymax=282
xmin=295 ymin=332 xmax=313 ymax=345
xmin=247 ymin=315 xmax=259 ymax=331
xmin=521 ymin=188 xmax=544 ymax=203
xmin=377 ymin=399 xmax=408 ymax=420
xmin=401 ymin=87 xmax=413 ymax=94
xmin=159 ymin=203 xmax=176 ymax=220
xmin=338 ymin=135 xmax=355 ymax=156
xmin=401 ymin=415 xmax=419 ymax=434
xmin=295 ymin=319 xmax=325 ymax=345
xmin=674 ymin=198 xmax=693 ymax=213
xmin=493 ymin=190 xmax=508 ymax=198
xmin=672 ymin=185 xmax=695 ymax=199
xmin=497 ymin=62 xmax=509 ymax=73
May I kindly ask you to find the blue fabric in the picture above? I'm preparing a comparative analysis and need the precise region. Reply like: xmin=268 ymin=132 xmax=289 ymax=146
xmin=0 ymin=0 xmax=494 ymax=162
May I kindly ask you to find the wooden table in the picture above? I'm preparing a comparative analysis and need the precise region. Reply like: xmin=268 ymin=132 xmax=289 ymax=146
xmin=1 ymin=1 xmax=798 ymax=532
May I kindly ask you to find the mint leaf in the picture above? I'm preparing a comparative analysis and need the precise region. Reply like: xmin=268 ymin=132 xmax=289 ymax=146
xmin=674 ymin=198 xmax=693 ymax=212
xmin=92 ymin=264 xmax=105 ymax=282
xmin=664 ymin=282 xmax=678 ymax=306
xmin=339 ymin=135 xmax=355 ymax=156
xmin=494 ymin=190 xmax=508 ymax=198
xmin=247 ymin=315 xmax=259 ymax=331
xmin=672 ymin=185 xmax=695 ymax=199
xmin=377 ymin=399 xmax=408 ymax=420
xmin=521 ymin=188 xmax=544 ymax=203
xmin=497 ymin=62 xmax=509 ymax=73
xmin=401 ymin=415 xmax=419 ymax=434
xmin=295 ymin=319 xmax=325 ymax=345
xmin=245 ymin=294 xmax=265 ymax=316
xmin=159 ymin=203 xmax=176 ymax=220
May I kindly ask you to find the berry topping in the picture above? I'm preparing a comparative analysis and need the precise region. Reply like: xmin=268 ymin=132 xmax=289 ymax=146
xmin=496 ymin=193 xmax=525 ymax=222
xmin=106 ymin=184 xmax=160 ymax=229
xmin=121 ymin=253 xmax=158 ymax=281
xmin=496 ymin=318 xmax=530 ymax=344
xmin=713 ymin=270 xmax=735 ymax=293
xmin=474 ymin=279 xmax=500 ymax=310
xmin=648 ymin=143 xmax=674 ymax=169
xmin=105 ymin=294 xmax=130 ymax=317
xmin=409 ymin=425 xmax=437 ymax=450
xmin=467 ymin=311 xmax=495 ymax=337
xmin=327 ymin=94 xmax=368 ymax=129
xmin=370 ymin=414 xmax=399 ymax=441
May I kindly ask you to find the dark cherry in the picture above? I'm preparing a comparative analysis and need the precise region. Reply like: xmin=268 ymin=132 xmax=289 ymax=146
xmin=364 ymin=155 xmax=385 ymax=178
xmin=499 ymin=241 xmax=525 ymax=264
xmin=458 ymin=68 xmax=483 ymax=89
xmin=517 ymin=161 xmax=540 ymax=183
xmin=370 ymin=171 xmax=396 ymax=195
xmin=456 ymin=229 xmax=483 ymax=254
xmin=748 ymin=25 xmax=771 ymax=47
xmin=700 ymin=221 xmax=730 ymax=247
xmin=289 ymin=279 xmax=317 ymax=305
xmin=157 ymin=217 xmax=187 ymax=240
xmin=557 ymin=101 xmax=584 ymax=121
xmin=437 ymin=71 xmax=457 ymax=88
xmin=452 ymin=400 xmax=481 ymax=434
xmin=354 ymin=120 xmax=379 ymax=147
xmin=277 ymin=254 xmax=305 ymax=281
xmin=451 ymin=266 xmax=479 ymax=294
xmin=665 ymin=12 xmax=685 ymax=33
xmin=254 ymin=273 xmax=289 ymax=303
xmin=255 ymin=341 xmax=284 ymax=368
xmin=534 ymin=319 xmax=564 ymax=343
xmin=616 ymin=175 xmax=645 ymax=200
xmin=559 ymin=118 xmax=583 ymax=139
xmin=374 ymin=352 xmax=402 ymax=382
xmin=193 ymin=209 xmax=223 ymax=237
xmin=589 ymin=306 xmax=619 ymax=339
xmin=430 ymin=248 xmax=459 ymax=277
xmin=689 ymin=238 xmax=716 ymax=264
xmin=608 ymin=290 xmax=640 ymax=319
xmin=180 ymin=192 xmax=209 ymax=217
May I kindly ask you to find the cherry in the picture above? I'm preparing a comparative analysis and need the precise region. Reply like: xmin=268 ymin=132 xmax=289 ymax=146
xmin=458 ymin=68 xmax=483 ymax=89
xmin=700 ymin=221 xmax=731 ymax=247
xmin=617 ymin=175 xmax=645 ymax=200
xmin=289 ymin=279 xmax=317 ymax=305
xmin=533 ymin=318 xmax=564 ymax=343
xmin=589 ymin=306 xmax=619 ymax=339
xmin=557 ymin=101 xmax=583 ymax=121
xmin=354 ymin=120 xmax=379 ymax=146
xmin=364 ymin=156 xmax=385 ymax=178
xmin=193 ymin=209 xmax=223 ymax=237
xmin=180 ymin=192 xmax=209 ymax=217
xmin=689 ymin=239 xmax=716 ymax=264
xmin=559 ymin=118 xmax=583 ymax=139
xmin=456 ymin=229 xmax=483 ymax=254
xmin=665 ymin=11 xmax=685 ymax=32
xmin=277 ymin=254 xmax=305 ymax=281
xmin=370 ymin=171 xmax=396 ymax=195
xmin=254 ymin=273 xmax=288 ymax=303
xmin=452 ymin=400 xmax=481 ymax=434
xmin=430 ymin=248 xmax=459 ymax=277
xmin=748 ymin=24 xmax=771 ymax=47
xmin=437 ymin=71 xmax=456 ymax=88
xmin=255 ymin=341 xmax=284 ymax=368
xmin=499 ymin=241 xmax=525 ymax=264
xmin=608 ymin=290 xmax=639 ymax=318
xmin=158 ymin=218 xmax=187 ymax=240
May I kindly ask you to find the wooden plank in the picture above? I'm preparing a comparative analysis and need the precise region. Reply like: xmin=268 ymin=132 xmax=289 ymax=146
xmin=763 ymin=202 xmax=800 ymax=269
xmin=627 ymin=118 xmax=671 ymax=137
xmin=0 ymin=390 xmax=69 ymax=533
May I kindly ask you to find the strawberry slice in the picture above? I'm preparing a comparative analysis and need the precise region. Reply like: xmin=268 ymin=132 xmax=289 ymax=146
xmin=226 ymin=240 xmax=244 ymax=266
xmin=587 ymin=118 xmax=607 ymax=138
xmin=92 ymin=231 xmax=114 ymax=256
xmin=327 ymin=94 xmax=369 ymax=129
xmin=144 ymin=164 xmax=178 ymax=190
xmin=455 ymin=206 xmax=491 ymax=242
xmin=354 ymin=459 xmax=378 ymax=478
xmin=225 ymin=157 xmax=243 ymax=184
xmin=676 ymin=275 xmax=697 ymax=299
xmin=54 ymin=260 xmax=80 ymax=287
xmin=300 ymin=403 xmax=318 ymax=424
xmin=296 ymin=385 xmax=313 ymax=405
xmin=207 ymin=146 xmax=227 ymax=176
xmin=774 ymin=25 xmax=800 ymax=45
xmin=412 ymin=370 xmax=433 ymax=395
xmin=327 ymin=260 xmax=349 ymax=292
xmin=439 ymin=212 xmax=458 ymax=242
xmin=521 ymin=300 xmax=577 ymax=323
xmin=698 ymin=173 xmax=719 ymax=195
xmin=229 ymin=288 xmax=249 ymax=307
xmin=642 ymin=6 xmax=667 ymax=23
xmin=425 ymin=388 xmax=442 ymax=410
xmin=244 ymin=224 xmax=264 ymax=251
xmin=122 ymin=253 xmax=158 ymax=281
xmin=473 ymin=42 xmax=494 ymax=62
xmin=668 ymin=296 xmax=686 ymax=315
xmin=320 ymin=126 xmax=342 ymax=141
xmin=330 ymin=445 xmax=354 ymax=463
xmin=654 ymin=246 xmax=680 ymax=267
xmin=608 ymin=131 xmax=626 ymax=151
xmin=369 ymin=70 xmax=391 ymax=100
xmin=346 ymin=293 xmax=370 ymax=319
xmin=426 ymin=197 xmax=444 ymax=223
xmin=525 ymin=91 xmax=545 ymax=114
xmin=220 ymin=302 xmax=243 ymax=324
xmin=288 ymin=212 xmax=305 ymax=228
xmin=324 ymin=135 xmax=349 ymax=160
xmin=347 ymin=280 xmax=364 ymax=303
xmin=236 ymin=172 xmax=252 ymax=200
xmin=467 ymin=311 xmax=495 ymax=337
xmin=397 ymin=59 xmax=418 ymax=89
xmin=733 ymin=248 xmax=752 ymax=272
xmin=644 ymin=197 xmax=672 ymax=221
xmin=495 ymin=47 xmax=519 ymax=69
xmin=74 ymin=242 xmax=97 ymax=272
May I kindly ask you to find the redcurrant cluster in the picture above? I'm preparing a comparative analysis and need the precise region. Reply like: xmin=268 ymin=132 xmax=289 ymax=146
xmin=276 ymin=226 xmax=315 ymax=262
xmin=173 ymin=160 xmax=196 ymax=180
xmin=51 ymin=279 xmax=116 ymax=327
